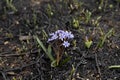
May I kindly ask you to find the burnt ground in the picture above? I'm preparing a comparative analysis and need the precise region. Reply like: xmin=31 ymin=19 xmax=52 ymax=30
xmin=0 ymin=0 xmax=120 ymax=80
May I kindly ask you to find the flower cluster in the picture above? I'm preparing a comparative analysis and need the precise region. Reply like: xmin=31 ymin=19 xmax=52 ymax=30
xmin=48 ymin=30 xmax=74 ymax=47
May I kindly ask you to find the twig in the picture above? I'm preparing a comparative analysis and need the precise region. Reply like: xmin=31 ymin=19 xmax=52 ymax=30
xmin=0 ymin=49 xmax=39 ymax=57
xmin=94 ymin=51 xmax=102 ymax=80
xmin=0 ymin=71 xmax=7 ymax=80
xmin=5 ymin=61 xmax=37 ymax=72
xmin=0 ymin=53 xmax=26 ymax=57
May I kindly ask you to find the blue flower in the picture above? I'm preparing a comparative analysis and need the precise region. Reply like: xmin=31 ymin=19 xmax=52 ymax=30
xmin=48 ymin=33 xmax=58 ymax=42
xmin=58 ymin=32 xmax=66 ymax=41
xmin=62 ymin=41 xmax=70 ymax=47
xmin=55 ymin=30 xmax=64 ymax=34
xmin=48 ymin=30 xmax=74 ymax=47
xmin=64 ymin=31 xmax=74 ymax=39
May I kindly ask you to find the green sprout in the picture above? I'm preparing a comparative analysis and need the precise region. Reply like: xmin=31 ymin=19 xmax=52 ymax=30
xmin=68 ymin=65 xmax=75 ymax=79
xmin=12 ymin=76 xmax=22 ymax=80
xmin=5 ymin=0 xmax=17 ymax=13
xmin=72 ymin=18 xmax=79 ymax=29
xmin=98 ymin=0 xmax=108 ymax=11
xmin=92 ymin=16 xmax=101 ymax=27
xmin=116 ymin=0 xmax=120 ymax=2
xmin=97 ymin=28 xmax=114 ymax=48
xmin=46 ymin=4 xmax=54 ymax=17
xmin=84 ymin=36 xmax=93 ymax=49
xmin=98 ymin=0 xmax=104 ymax=10
xmin=84 ymin=10 xmax=92 ymax=24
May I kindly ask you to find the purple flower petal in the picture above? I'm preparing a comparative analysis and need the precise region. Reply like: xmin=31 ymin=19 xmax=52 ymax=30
xmin=48 ymin=30 xmax=74 ymax=42
xmin=62 ymin=41 xmax=70 ymax=47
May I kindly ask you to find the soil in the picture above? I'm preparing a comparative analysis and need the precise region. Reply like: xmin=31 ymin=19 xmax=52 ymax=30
xmin=0 ymin=0 xmax=120 ymax=80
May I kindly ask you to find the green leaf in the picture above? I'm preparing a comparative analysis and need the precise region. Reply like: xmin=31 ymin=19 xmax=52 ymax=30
xmin=116 ymin=0 xmax=120 ymax=3
xmin=47 ymin=45 xmax=54 ymax=61
xmin=36 ymin=36 xmax=47 ymax=53
xmin=48 ymin=45 xmax=52 ymax=55
xmin=109 ymin=65 xmax=120 ymax=69
xmin=85 ymin=40 xmax=92 ymax=49
xmin=51 ymin=60 xmax=57 ymax=67
xmin=34 ymin=36 xmax=54 ymax=61
xmin=72 ymin=19 xmax=79 ymax=29
xmin=59 ymin=56 xmax=71 ymax=67
xmin=97 ymin=28 xmax=114 ymax=48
